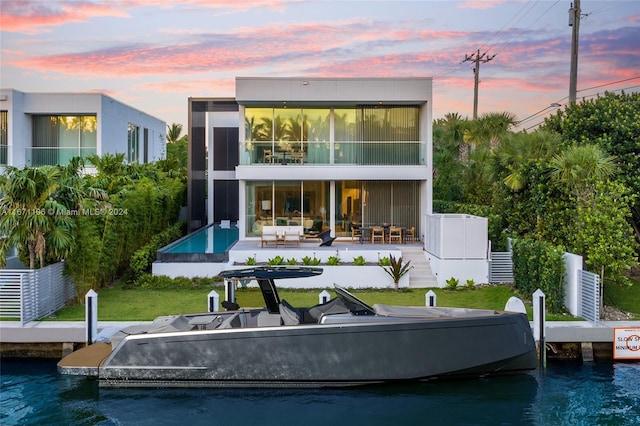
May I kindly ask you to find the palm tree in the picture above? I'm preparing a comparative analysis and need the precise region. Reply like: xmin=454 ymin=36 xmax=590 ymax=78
xmin=166 ymin=123 xmax=185 ymax=144
xmin=463 ymin=112 xmax=517 ymax=158
xmin=0 ymin=166 xmax=75 ymax=269
xmin=497 ymin=130 xmax=562 ymax=191
xmin=548 ymin=144 xmax=616 ymax=204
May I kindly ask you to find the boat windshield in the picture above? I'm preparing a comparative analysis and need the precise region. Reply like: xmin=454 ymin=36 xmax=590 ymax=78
xmin=334 ymin=285 xmax=375 ymax=316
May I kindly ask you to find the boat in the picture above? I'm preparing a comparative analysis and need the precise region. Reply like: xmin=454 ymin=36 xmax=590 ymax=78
xmin=58 ymin=266 xmax=538 ymax=387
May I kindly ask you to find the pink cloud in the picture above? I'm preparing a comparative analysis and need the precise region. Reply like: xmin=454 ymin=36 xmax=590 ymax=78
xmin=456 ymin=0 xmax=509 ymax=10
xmin=0 ymin=1 xmax=129 ymax=34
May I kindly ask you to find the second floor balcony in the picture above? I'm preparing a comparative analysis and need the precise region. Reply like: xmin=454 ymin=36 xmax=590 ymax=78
xmin=240 ymin=141 xmax=425 ymax=166
xmin=26 ymin=147 xmax=97 ymax=167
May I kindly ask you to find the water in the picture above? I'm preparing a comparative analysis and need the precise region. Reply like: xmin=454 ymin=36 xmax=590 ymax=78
xmin=1 ymin=359 xmax=639 ymax=426
xmin=166 ymin=225 xmax=239 ymax=254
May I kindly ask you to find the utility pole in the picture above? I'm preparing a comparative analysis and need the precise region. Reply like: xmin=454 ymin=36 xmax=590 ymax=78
xmin=569 ymin=0 xmax=581 ymax=104
xmin=462 ymin=50 xmax=495 ymax=119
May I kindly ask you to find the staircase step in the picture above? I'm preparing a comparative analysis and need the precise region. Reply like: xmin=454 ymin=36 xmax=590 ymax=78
xmin=400 ymin=247 xmax=438 ymax=288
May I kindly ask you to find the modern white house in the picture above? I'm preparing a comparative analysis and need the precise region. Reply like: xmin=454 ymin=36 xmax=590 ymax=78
xmin=188 ymin=77 xmax=433 ymax=239
xmin=0 ymin=88 xmax=166 ymax=169
xmin=174 ymin=77 xmax=491 ymax=287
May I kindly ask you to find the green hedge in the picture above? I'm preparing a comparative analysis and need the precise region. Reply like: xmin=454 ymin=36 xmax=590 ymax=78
xmin=129 ymin=222 xmax=186 ymax=280
xmin=512 ymin=238 xmax=566 ymax=313
xmin=134 ymin=273 xmax=221 ymax=289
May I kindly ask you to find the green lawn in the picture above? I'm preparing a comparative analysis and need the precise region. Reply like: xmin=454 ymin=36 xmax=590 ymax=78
xmin=50 ymin=282 xmax=592 ymax=322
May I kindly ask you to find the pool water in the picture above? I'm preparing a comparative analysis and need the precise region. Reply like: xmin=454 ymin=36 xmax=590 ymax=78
xmin=166 ymin=225 xmax=239 ymax=254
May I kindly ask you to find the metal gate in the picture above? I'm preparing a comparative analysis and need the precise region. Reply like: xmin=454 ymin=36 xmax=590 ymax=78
xmin=489 ymin=251 xmax=513 ymax=283
xmin=579 ymin=270 xmax=600 ymax=323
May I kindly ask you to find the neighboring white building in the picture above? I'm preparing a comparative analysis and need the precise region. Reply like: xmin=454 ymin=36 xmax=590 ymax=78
xmin=0 ymin=89 xmax=166 ymax=169
xmin=188 ymin=77 xmax=433 ymax=240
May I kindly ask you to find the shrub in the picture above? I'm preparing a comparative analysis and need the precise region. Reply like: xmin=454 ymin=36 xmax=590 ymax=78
xmin=378 ymin=256 xmax=391 ymax=266
xmin=302 ymin=255 xmax=321 ymax=266
xmin=445 ymin=277 xmax=459 ymax=290
xmin=245 ymin=256 xmax=256 ymax=265
xmin=129 ymin=222 xmax=185 ymax=280
xmin=286 ymin=257 xmax=297 ymax=265
xmin=135 ymin=274 xmax=220 ymax=289
xmin=326 ymin=255 xmax=341 ymax=266
xmin=353 ymin=255 xmax=366 ymax=266
xmin=512 ymin=238 xmax=565 ymax=313
xmin=379 ymin=254 xmax=413 ymax=291
xmin=267 ymin=255 xmax=285 ymax=265
xmin=465 ymin=279 xmax=475 ymax=289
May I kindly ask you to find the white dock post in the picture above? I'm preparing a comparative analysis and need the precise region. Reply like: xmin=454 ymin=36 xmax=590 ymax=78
xmin=208 ymin=290 xmax=219 ymax=312
xmin=85 ymin=289 xmax=98 ymax=346
xmin=319 ymin=290 xmax=331 ymax=304
xmin=533 ymin=289 xmax=546 ymax=368
xmin=426 ymin=290 xmax=437 ymax=307
xmin=224 ymin=279 xmax=236 ymax=305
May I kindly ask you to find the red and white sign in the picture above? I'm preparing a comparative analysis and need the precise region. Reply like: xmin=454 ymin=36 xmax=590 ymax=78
xmin=613 ymin=328 xmax=640 ymax=360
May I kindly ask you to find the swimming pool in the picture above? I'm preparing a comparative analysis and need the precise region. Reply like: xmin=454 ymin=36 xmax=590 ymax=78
xmin=157 ymin=224 xmax=239 ymax=262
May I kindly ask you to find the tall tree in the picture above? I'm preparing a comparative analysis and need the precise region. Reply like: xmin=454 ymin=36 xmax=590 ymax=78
xmin=0 ymin=166 xmax=74 ymax=268
xmin=548 ymin=144 xmax=616 ymax=205
xmin=543 ymin=91 xmax=640 ymax=249
xmin=166 ymin=123 xmax=185 ymax=144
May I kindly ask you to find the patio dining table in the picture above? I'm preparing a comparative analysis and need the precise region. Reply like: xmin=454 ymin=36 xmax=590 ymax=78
xmin=357 ymin=226 xmax=406 ymax=244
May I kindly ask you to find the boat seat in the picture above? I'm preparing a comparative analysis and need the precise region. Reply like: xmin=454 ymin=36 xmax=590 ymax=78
xmin=217 ymin=312 xmax=242 ymax=329
xmin=279 ymin=299 xmax=301 ymax=325
xmin=257 ymin=310 xmax=282 ymax=327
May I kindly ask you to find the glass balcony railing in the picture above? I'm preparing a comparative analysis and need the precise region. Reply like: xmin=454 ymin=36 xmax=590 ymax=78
xmin=240 ymin=141 xmax=424 ymax=166
xmin=0 ymin=145 xmax=7 ymax=165
xmin=25 ymin=147 xmax=97 ymax=166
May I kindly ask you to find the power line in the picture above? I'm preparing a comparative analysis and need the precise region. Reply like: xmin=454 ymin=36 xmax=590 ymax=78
xmin=577 ymin=75 xmax=640 ymax=93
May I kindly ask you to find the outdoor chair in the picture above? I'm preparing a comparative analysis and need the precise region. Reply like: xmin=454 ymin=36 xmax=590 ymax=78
xmin=371 ymin=227 xmax=384 ymax=244
xmin=404 ymin=226 xmax=416 ymax=243
xmin=351 ymin=225 xmax=362 ymax=242
xmin=261 ymin=228 xmax=281 ymax=247
xmin=318 ymin=230 xmax=336 ymax=247
xmin=283 ymin=230 xmax=301 ymax=247
xmin=263 ymin=149 xmax=273 ymax=164
xmin=388 ymin=226 xmax=402 ymax=244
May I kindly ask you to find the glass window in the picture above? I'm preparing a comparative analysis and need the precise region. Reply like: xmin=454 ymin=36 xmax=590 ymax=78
xmin=334 ymin=108 xmax=358 ymax=141
xmin=245 ymin=108 xmax=273 ymax=164
xmin=303 ymin=109 xmax=330 ymax=164
xmin=246 ymin=180 xmax=273 ymax=237
xmin=245 ymin=180 xmax=330 ymax=237
xmin=362 ymin=180 xmax=420 ymax=230
xmin=245 ymin=108 xmax=273 ymax=142
xmin=302 ymin=181 xmax=329 ymax=236
xmin=31 ymin=115 xmax=97 ymax=166
xmin=128 ymin=123 xmax=139 ymax=163
xmin=336 ymin=181 xmax=362 ymax=237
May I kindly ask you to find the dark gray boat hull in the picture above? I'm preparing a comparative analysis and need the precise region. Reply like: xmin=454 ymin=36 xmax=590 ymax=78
xmin=95 ymin=312 xmax=536 ymax=387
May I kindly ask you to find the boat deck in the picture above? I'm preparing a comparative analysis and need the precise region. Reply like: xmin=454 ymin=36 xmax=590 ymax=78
xmin=57 ymin=342 xmax=112 ymax=376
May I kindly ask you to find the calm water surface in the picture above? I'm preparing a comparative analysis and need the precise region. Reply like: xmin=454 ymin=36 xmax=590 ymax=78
xmin=1 ymin=359 xmax=639 ymax=426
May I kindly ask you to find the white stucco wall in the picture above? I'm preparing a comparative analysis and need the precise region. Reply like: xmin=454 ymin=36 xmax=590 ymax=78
xmin=0 ymin=89 xmax=166 ymax=167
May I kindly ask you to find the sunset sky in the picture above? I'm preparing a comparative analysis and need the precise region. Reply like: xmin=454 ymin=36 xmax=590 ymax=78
xmin=1 ymin=0 xmax=638 ymax=131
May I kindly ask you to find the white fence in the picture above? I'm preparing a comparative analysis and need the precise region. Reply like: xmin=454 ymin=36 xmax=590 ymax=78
xmin=425 ymin=214 xmax=488 ymax=259
xmin=579 ymin=270 xmax=600 ymax=323
xmin=0 ymin=261 xmax=75 ymax=325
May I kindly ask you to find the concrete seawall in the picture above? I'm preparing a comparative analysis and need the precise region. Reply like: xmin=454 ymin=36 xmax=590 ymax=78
xmin=1 ymin=320 xmax=639 ymax=361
